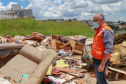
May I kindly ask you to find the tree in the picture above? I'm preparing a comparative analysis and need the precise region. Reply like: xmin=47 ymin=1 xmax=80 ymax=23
xmin=32 ymin=16 xmax=36 ymax=19
xmin=118 ymin=20 xmax=121 ymax=23
xmin=108 ymin=25 xmax=120 ymax=31
xmin=73 ymin=18 xmax=77 ymax=21
xmin=121 ymin=21 xmax=125 ymax=25
xmin=68 ymin=19 xmax=72 ymax=22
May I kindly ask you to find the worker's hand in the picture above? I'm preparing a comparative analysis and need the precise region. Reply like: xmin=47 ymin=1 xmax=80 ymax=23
xmin=98 ymin=64 xmax=105 ymax=72
xmin=105 ymin=68 xmax=109 ymax=76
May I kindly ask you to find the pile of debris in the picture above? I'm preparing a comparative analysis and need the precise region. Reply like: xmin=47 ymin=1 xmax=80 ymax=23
xmin=114 ymin=33 xmax=126 ymax=44
xmin=109 ymin=41 xmax=126 ymax=81
xmin=0 ymin=32 xmax=125 ymax=84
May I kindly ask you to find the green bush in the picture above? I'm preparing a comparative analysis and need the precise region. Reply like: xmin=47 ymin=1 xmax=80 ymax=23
xmin=108 ymin=25 xmax=120 ymax=31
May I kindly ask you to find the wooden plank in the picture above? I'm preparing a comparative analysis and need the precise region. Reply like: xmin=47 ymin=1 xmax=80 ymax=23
xmin=60 ymin=42 xmax=70 ymax=49
xmin=51 ymin=39 xmax=57 ymax=51
xmin=108 ymin=67 xmax=126 ymax=75
xmin=73 ymin=50 xmax=82 ymax=55
xmin=56 ymin=41 xmax=64 ymax=49
xmin=107 ymin=72 xmax=119 ymax=81
xmin=54 ymin=67 xmax=78 ymax=74
xmin=115 ymin=73 xmax=119 ymax=81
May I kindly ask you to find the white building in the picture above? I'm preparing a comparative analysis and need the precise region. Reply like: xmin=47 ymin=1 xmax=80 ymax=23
xmin=0 ymin=4 xmax=33 ymax=19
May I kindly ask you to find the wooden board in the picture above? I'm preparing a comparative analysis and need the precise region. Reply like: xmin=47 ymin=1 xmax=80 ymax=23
xmin=108 ymin=67 xmax=126 ymax=75
xmin=54 ymin=67 xmax=78 ymax=74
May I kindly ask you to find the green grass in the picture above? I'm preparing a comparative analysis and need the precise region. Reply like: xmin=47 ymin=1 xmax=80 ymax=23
xmin=0 ymin=18 xmax=95 ymax=37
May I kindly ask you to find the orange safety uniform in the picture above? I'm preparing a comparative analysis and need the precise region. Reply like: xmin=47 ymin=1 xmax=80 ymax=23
xmin=91 ymin=24 xmax=114 ymax=60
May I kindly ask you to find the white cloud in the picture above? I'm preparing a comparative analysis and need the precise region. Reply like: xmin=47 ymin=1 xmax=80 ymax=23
xmin=43 ymin=0 xmax=125 ymax=21
xmin=26 ymin=0 xmax=125 ymax=21
xmin=0 ymin=0 xmax=126 ymax=21
xmin=44 ymin=0 xmax=89 ymax=19
xmin=89 ymin=0 xmax=122 ymax=4
xmin=20 ymin=0 xmax=25 ymax=2
xmin=0 ymin=2 xmax=18 ymax=11
xmin=6 ymin=2 xmax=18 ymax=10
xmin=0 ymin=1 xmax=4 ymax=11
xmin=54 ymin=0 xmax=62 ymax=5
xmin=79 ymin=12 xmax=93 ymax=20
xmin=0 ymin=1 xmax=2 ymax=6
xmin=26 ymin=0 xmax=53 ymax=19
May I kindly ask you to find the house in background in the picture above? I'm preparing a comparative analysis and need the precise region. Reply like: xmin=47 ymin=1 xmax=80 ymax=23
xmin=83 ymin=20 xmax=93 ymax=27
xmin=56 ymin=19 xmax=64 ymax=22
xmin=119 ymin=25 xmax=126 ymax=29
xmin=48 ymin=19 xmax=64 ymax=22
xmin=0 ymin=4 xmax=33 ymax=19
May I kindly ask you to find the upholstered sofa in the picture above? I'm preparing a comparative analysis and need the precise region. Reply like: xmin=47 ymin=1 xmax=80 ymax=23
xmin=0 ymin=44 xmax=57 ymax=84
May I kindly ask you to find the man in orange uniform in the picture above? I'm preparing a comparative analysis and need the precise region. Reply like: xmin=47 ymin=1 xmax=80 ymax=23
xmin=91 ymin=13 xmax=114 ymax=84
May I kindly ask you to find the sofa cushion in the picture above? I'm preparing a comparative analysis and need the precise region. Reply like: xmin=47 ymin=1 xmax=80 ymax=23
xmin=20 ymin=45 xmax=42 ymax=64
xmin=0 ymin=65 xmax=22 ymax=82
xmin=20 ymin=45 xmax=57 ymax=64
xmin=0 ymin=54 xmax=38 ymax=82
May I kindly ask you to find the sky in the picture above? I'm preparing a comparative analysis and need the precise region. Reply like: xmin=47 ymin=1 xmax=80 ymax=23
xmin=0 ymin=0 xmax=126 ymax=22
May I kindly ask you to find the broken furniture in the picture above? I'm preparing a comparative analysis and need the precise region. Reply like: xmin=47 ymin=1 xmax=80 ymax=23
xmin=107 ymin=67 xmax=126 ymax=81
xmin=72 ymin=42 xmax=85 ymax=55
xmin=114 ymin=33 xmax=126 ymax=44
xmin=0 ymin=44 xmax=57 ymax=84
xmin=0 ymin=44 xmax=25 ymax=59
xmin=59 ymin=40 xmax=86 ymax=55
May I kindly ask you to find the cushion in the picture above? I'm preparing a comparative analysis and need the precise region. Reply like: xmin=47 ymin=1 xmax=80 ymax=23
xmin=0 ymin=54 xmax=38 ymax=82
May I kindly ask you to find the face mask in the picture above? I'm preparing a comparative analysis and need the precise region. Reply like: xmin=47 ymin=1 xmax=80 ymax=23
xmin=93 ymin=22 xmax=99 ymax=28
